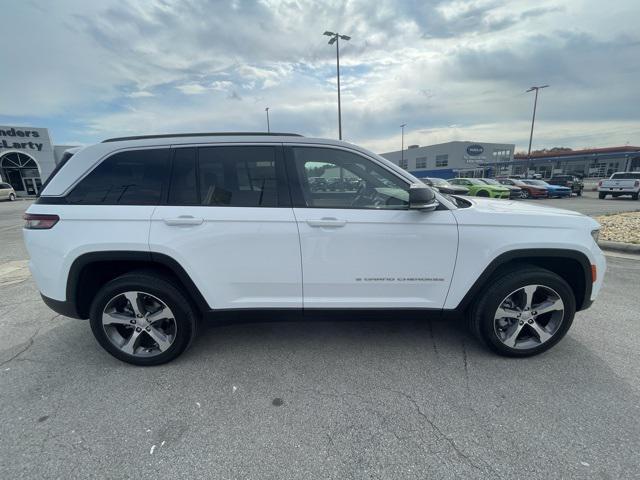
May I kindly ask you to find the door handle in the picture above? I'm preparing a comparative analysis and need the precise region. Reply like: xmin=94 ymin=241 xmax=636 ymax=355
xmin=306 ymin=218 xmax=347 ymax=228
xmin=163 ymin=215 xmax=204 ymax=226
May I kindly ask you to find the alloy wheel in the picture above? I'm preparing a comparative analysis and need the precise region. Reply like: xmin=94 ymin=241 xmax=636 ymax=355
xmin=493 ymin=284 xmax=564 ymax=349
xmin=102 ymin=291 xmax=177 ymax=357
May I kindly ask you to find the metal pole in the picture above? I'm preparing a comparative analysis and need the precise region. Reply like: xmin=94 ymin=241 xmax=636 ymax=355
xmin=526 ymin=88 xmax=539 ymax=178
xmin=265 ymin=107 xmax=270 ymax=133
xmin=336 ymin=35 xmax=342 ymax=140
xmin=400 ymin=124 xmax=406 ymax=168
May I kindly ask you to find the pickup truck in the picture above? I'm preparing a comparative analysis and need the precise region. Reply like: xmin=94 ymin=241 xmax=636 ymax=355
xmin=598 ymin=172 xmax=640 ymax=200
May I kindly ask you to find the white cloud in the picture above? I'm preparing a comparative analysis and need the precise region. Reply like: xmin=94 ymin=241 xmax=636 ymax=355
xmin=1 ymin=0 xmax=638 ymax=150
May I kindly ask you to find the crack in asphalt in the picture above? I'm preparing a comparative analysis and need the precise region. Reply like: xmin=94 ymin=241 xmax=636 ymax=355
xmin=0 ymin=314 xmax=59 ymax=367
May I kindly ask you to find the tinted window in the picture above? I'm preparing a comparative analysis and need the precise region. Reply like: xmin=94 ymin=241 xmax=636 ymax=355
xmin=0 ymin=183 xmax=10 ymax=189
xmin=169 ymin=148 xmax=198 ymax=205
xmin=198 ymin=146 xmax=278 ymax=207
xmin=292 ymin=147 xmax=409 ymax=209
xmin=611 ymin=172 xmax=640 ymax=180
xmin=67 ymin=149 xmax=170 ymax=205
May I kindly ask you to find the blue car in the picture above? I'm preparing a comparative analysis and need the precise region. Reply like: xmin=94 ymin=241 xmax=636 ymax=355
xmin=521 ymin=180 xmax=571 ymax=198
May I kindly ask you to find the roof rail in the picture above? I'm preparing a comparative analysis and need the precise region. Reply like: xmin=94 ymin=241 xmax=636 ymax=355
xmin=102 ymin=132 xmax=304 ymax=143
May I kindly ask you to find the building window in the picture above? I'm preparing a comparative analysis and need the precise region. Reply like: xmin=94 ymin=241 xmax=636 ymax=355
xmin=415 ymin=156 xmax=427 ymax=169
xmin=399 ymin=158 xmax=408 ymax=169
xmin=435 ymin=154 xmax=448 ymax=167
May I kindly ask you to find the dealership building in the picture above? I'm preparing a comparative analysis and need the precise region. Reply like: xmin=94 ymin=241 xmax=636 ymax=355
xmin=381 ymin=141 xmax=640 ymax=179
xmin=0 ymin=126 xmax=74 ymax=196
xmin=381 ymin=141 xmax=516 ymax=179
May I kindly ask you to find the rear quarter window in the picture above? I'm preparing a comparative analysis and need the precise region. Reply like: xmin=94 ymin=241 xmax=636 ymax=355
xmin=66 ymin=148 xmax=170 ymax=205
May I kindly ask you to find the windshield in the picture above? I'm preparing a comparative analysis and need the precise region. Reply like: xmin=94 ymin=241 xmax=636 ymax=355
xmin=480 ymin=179 xmax=500 ymax=185
xmin=427 ymin=177 xmax=448 ymax=186
xmin=611 ymin=172 xmax=640 ymax=180
xmin=464 ymin=178 xmax=486 ymax=185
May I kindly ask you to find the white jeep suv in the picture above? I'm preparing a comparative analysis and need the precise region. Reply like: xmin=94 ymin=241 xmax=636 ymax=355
xmin=24 ymin=133 xmax=606 ymax=365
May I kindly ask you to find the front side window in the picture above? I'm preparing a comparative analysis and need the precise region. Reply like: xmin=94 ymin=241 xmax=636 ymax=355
xmin=67 ymin=149 xmax=170 ymax=205
xmin=198 ymin=146 xmax=278 ymax=207
xmin=291 ymin=147 xmax=409 ymax=209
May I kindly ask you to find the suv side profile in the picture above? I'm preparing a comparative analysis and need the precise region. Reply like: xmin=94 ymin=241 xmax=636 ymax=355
xmin=24 ymin=133 xmax=606 ymax=365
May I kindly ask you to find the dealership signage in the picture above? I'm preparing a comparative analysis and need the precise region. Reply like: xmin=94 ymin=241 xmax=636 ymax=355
xmin=466 ymin=144 xmax=484 ymax=156
xmin=0 ymin=127 xmax=45 ymax=152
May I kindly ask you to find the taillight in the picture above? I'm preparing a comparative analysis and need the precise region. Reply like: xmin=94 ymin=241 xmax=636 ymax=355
xmin=598 ymin=180 xmax=603 ymax=187
xmin=23 ymin=213 xmax=59 ymax=230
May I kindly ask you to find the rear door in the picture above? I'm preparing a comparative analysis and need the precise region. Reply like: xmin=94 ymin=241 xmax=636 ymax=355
xmin=0 ymin=183 xmax=8 ymax=199
xmin=149 ymin=144 xmax=302 ymax=311
xmin=286 ymin=145 xmax=458 ymax=310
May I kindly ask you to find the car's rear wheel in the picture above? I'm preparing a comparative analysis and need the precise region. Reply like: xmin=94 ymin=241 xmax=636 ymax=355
xmin=89 ymin=272 xmax=197 ymax=366
xmin=9 ymin=193 xmax=15 ymax=201
xmin=598 ymin=192 xmax=607 ymax=199
xmin=521 ymin=190 xmax=530 ymax=199
xmin=477 ymin=190 xmax=489 ymax=197
xmin=632 ymin=192 xmax=639 ymax=200
xmin=468 ymin=266 xmax=575 ymax=357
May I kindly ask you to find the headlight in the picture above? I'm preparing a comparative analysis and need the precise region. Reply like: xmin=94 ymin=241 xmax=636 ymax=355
xmin=591 ymin=229 xmax=600 ymax=243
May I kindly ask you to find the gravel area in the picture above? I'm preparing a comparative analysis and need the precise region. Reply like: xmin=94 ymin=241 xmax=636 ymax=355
xmin=595 ymin=212 xmax=640 ymax=244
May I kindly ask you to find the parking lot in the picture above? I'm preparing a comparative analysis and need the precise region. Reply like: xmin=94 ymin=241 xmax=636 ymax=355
xmin=1 ymin=197 xmax=639 ymax=479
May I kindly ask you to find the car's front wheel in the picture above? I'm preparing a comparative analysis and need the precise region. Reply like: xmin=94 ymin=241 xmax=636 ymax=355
xmin=469 ymin=266 xmax=575 ymax=357
xmin=89 ymin=271 xmax=198 ymax=366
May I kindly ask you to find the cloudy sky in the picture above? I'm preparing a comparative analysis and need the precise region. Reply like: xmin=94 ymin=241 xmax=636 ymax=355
xmin=1 ymin=0 xmax=639 ymax=153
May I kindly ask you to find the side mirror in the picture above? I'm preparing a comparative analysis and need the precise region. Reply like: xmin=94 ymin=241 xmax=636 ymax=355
xmin=409 ymin=183 xmax=438 ymax=211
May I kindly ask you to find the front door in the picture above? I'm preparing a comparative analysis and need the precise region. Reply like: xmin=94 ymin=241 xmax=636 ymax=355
xmin=150 ymin=145 xmax=302 ymax=311
xmin=286 ymin=146 xmax=458 ymax=310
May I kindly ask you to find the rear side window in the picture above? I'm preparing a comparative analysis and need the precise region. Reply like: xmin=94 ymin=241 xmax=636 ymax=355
xmin=197 ymin=146 xmax=278 ymax=207
xmin=66 ymin=149 xmax=170 ymax=205
xmin=169 ymin=148 xmax=198 ymax=205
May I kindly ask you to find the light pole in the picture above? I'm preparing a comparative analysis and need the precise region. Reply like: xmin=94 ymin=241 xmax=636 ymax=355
xmin=525 ymin=85 xmax=549 ymax=178
xmin=324 ymin=31 xmax=351 ymax=140
xmin=400 ymin=124 xmax=406 ymax=168
xmin=265 ymin=107 xmax=270 ymax=133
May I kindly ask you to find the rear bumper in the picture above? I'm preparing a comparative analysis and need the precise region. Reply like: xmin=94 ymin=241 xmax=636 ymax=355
xmin=41 ymin=294 xmax=83 ymax=319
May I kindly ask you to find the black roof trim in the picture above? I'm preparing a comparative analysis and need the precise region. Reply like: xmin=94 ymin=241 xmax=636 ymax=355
xmin=102 ymin=132 xmax=303 ymax=143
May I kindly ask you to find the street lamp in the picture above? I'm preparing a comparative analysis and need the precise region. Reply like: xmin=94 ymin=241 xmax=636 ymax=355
xmin=265 ymin=107 xmax=270 ymax=133
xmin=400 ymin=124 xmax=407 ymax=168
xmin=525 ymin=85 xmax=549 ymax=178
xmin=324 ymin=31 xmax=351 ymax=140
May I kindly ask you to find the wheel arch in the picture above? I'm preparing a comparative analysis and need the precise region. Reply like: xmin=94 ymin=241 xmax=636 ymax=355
xmin=68 ymin=251 xmax=209 ymax=319
xmin=454 ymin=249 xmax=592 ymax=314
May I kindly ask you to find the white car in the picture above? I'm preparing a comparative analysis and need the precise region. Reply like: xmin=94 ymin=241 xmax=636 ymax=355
xmin=23 ymin=133 xmax=606 ymax=365
xmin=0 ymin=182 xmax=16 ymax=201
xmin=598 ymin=172 xmax=640 ymax=200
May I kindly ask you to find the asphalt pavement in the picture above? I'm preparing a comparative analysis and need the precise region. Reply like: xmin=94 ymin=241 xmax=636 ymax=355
xmin=1 ymin=197 xmax=639 ymax=479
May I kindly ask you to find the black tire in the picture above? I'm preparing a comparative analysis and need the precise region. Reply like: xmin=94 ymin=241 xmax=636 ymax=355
xmin=89 ymin=271 xmax=198 ymax=366
xmin=468 ymin=266 xmax=576 ymax=357
xmin=521 ymin=190 xmax=530 ymax=199
xmin=9 ymin=193 xmax=16 ymax=201
xmin=476 ymin=190 xmax=490 ymax=197
xmin=632 ymin=192 xmax=639 ymax=200
xmin=598 ymin=192 xmax=606 ymax=199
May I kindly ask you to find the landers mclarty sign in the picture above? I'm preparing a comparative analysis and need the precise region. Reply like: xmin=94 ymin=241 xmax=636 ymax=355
xmin=0 ymin=127 xmax=45 ymax=151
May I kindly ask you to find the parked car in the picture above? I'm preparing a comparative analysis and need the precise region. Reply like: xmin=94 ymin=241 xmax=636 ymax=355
xmin=498 ymin=178 xmax=548 ymax=199
xmin=448 ymin=178 xmax=510 ymax=198
xmin=549 ymin=175 xmax=583 ymax=196
xmin=521 ymin=180 xmax=571 ymax=198
xmin=309 ymin=177 xmax=328 ymax=191
xmin=24 ymin=133 xmax=605 ymax=365
xmin=422 ymin=177 xmax=469 ymax=195
xmin=0 ymin=182 xmax=16 ymax=201
xmin=598 ymin=172 xmax=640 ymax=200
xmin=478 ymin=178 xmax=522 ymax=199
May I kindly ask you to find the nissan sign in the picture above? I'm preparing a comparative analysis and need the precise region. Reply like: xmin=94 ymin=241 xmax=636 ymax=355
xmin=466 ymin=144 xmax=484 ymax=156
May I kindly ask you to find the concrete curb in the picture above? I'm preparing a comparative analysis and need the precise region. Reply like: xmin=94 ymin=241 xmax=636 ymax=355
xmin=598 ymin=240 xmax=640 ymax=254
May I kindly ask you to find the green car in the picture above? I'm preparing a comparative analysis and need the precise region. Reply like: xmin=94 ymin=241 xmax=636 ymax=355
xmin=448 ymin=178 xmax=510 ymax=198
